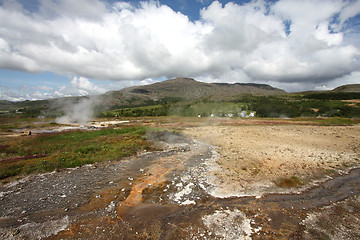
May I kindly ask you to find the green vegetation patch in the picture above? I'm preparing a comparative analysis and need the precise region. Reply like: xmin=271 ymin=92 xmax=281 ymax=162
xmin=169 ymin=101 xmax=249 ymax=117
xmin=102 ymin=105 xmax=170 ymax=117
xmin=313 ymin=117 xmax=356 ymax=126
xmin=275 ymin=176 xmax=303 ymax=188
xmin=303 ymin=92 xmax=360 ymax=100
xmin=237 ymin=95 xmax=360 ymax=118
xmin=102 ymin=101 xmax=252 ymax=118
xmin=0 ymin=127 xmax=153 ymax=180
xmin=101 ymin=93 xmax=360 ymax=119
xmin=0 ymin=117 xmax=57 ymax=132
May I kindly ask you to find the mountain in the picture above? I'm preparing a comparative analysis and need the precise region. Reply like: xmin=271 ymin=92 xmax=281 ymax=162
xmin=102 ymin=77 xmax=286 ymax=107
xmin=2 ymin=78 xmax=360 ymax=118
xmin=0 ymin=78 xmax=286 ymax=116
xmin=332 ymin=84 xmax=360 ymax=93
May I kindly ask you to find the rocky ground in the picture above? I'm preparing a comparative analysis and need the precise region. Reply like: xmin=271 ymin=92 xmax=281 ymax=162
xmin=1 ymin=120 xmax=360 ymax=239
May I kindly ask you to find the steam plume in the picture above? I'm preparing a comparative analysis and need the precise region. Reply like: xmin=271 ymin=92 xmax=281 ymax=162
xmin=55 ymin=96 xmax=100 ymax=124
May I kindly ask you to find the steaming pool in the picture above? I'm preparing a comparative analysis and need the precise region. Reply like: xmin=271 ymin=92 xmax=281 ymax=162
xmin=14 ymin=120 xmax=130 ymax=135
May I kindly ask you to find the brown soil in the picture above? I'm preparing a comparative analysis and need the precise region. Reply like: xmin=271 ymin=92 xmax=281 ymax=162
xmin=183 ymin=124 xmax=360 ymax=197
xmin=342 ymin=99 xmax=360 ymax=107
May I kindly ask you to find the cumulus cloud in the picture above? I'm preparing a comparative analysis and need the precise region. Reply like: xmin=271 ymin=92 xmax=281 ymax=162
xmin=0 ymin=0 xmax=359 ymax=94
xmin=70 ymin=76 xmax=106 ymax=95
xmin=0 ymin=84 xmax=64 ymax=101
xmin=0 ymin=75 xmax=158 ymax=101
xmin=339 ymin=0 xmax=360 ymax=27
xmin=0 ymin=77 xmax=106 ymax=101
xmin=38 ymin=0 xmax=107 ymax=20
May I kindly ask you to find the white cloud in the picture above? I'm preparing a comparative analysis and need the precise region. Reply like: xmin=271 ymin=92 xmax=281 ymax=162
xmin=0 ymin=75 xmax=158 ymax=101
xmin=38 ymin=0 xmax=107 ymax=20
xmin=112 ymin=1 xmax=134 ymax=11
xmin=339 ymin=0 xmax=360 ymax=27
xmin=70 ymin=76 xmax=106 ymax=94
xmin=0 ymin=0 xmax=359 ymax=96
xmin=314 ymin=23 xmax=343 ymax=46
xmin=0 ymin=84 xmax=61 ymax=101
xmin=316 ymin=71 xmax=360 ymax=90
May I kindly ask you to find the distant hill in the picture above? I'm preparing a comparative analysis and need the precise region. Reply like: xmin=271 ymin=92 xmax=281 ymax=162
xmin=102 ymin=77 xmax=286 ymax=107
xmin=295 ymin=84 xmax=360 ymax=95
xmin=0 ymin=78 xmax=286 ymax=116
xmin=332 ymin=84 xmax=360 ymax=93
xmin=2 ymin=78 xmax=359 ymax=118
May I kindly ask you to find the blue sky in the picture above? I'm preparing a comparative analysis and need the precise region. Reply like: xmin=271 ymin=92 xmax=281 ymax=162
xmin=0 ymin=0 xmax=360 ymax=101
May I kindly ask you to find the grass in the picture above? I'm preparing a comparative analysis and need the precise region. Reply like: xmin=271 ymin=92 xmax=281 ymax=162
xmin=103 ymin=105 xmax=169 ymax=117
xmin=275 ymin=176 xmax=303 ymax=188
xmin=103 ymin=96 xmax=360 ymax=118
xmin=314 ymin=117 xmax=355 ymax=126
xmin=289 ymin=117 xmax=356 ymax=126
xmin=0 ymin=126 xmax=154 ymax=181
xmin=325 ymin=169 xmax=336 ymax=175
xmin=0 ymin=117 xmax=58 ymax=132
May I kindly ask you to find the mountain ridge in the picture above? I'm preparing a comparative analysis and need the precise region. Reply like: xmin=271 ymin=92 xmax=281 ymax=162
xmin=332 ymin=84 xmax=360 ymax=93
xmin=103 ymin=77 xmax=287 ymax=107
xmin=1 ymin=78 xmax=359 ymax=118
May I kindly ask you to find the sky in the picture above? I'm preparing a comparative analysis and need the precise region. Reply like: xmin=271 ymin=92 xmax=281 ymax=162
xmin=0 ymin=0 xmax=360 ymax=101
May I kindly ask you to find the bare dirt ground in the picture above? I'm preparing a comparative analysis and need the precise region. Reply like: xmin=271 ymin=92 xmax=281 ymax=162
xmin=1 ymin=118 xmax=360 ymax=239
xmin=183 ymin=124 xmax=360 ymax=197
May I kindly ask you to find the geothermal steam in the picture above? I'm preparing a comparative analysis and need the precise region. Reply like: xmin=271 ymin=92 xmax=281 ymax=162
xmin=55 ymin=97 xmax=100 ymax=124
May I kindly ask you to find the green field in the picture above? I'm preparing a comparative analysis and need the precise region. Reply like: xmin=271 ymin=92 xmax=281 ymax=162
xmin=102 ymin=94 xmax=360 ymax=118
xmin=0 ymin=127 xmax=153 ymax=180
